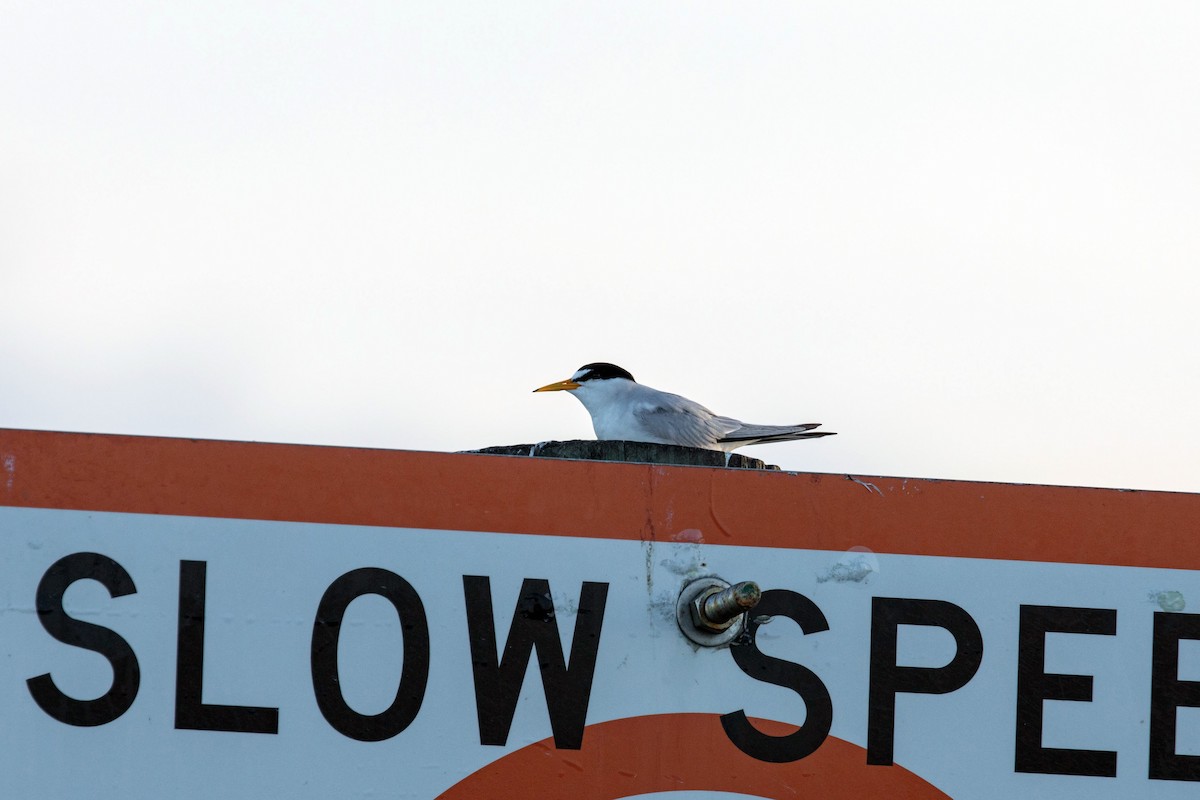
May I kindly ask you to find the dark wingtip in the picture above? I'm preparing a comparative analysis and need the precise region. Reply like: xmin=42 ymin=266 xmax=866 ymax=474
xmin=719 ymin=429 xmax=836 ymax=444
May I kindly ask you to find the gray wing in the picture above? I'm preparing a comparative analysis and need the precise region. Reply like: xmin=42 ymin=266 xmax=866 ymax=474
xmin=718 ymin=422 xmax=828 ymax=444
xmin=631 ymin=392 xmax=742 ymax=449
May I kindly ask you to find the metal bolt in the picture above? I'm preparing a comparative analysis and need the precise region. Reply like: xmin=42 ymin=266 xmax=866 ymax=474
xmin=695 ymin=581 xmax=761 ymax=631
xmin=677 ymin=577 xmax=762 ymax=647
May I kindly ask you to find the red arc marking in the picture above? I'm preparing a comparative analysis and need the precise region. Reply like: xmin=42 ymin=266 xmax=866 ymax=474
xmin=437 ymin=713 xmax=951 ymax=799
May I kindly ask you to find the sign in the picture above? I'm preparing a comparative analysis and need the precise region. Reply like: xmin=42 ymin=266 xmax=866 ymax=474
xmin=2 ymin=429 xmax=1199 ymax=798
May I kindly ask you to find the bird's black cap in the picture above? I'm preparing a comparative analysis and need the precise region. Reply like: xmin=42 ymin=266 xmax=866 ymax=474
xmin=576 ymin=363 xmax=636 ymax=382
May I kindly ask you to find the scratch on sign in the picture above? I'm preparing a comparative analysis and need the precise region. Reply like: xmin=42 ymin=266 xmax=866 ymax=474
xmin=845 ymin=474 xmax=883 ymax=496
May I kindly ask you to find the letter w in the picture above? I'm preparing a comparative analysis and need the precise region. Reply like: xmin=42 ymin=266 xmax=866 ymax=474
xmin=463 ymin=576 xmax=608 ymax=750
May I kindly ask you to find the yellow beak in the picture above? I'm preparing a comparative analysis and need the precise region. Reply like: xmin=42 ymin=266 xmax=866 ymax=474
xmin=533 ymin=378 xmax=581 ymax=393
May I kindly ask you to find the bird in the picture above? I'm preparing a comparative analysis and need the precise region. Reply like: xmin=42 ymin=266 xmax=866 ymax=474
xmin=533 ymin=362 xmax=835 ymax=452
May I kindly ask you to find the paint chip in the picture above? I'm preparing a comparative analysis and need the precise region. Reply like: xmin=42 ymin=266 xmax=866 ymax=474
xmin=1151 ymin=590 xmax=1186 ymax=612
xmin=817 ymin=547 xmax=879 ymax=584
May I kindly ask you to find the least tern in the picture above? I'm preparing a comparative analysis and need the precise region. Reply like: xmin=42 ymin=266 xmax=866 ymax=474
xmin=534 ymin=362 xmax=835 ymax=452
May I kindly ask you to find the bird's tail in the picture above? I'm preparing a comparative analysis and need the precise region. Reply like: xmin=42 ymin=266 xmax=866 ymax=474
xmin=718 ymin=423 xmax=836 ymax=445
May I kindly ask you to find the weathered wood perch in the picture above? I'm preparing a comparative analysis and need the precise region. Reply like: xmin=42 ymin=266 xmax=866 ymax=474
xmin=465 ymin=439 xmax=778 ymax=470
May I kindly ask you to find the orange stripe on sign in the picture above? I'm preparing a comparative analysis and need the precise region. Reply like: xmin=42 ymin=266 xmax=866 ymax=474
xmin=1 ymin=428 xmax=1199 ymax=570
xmin=435 ymin=713 xmax=950 ymax=799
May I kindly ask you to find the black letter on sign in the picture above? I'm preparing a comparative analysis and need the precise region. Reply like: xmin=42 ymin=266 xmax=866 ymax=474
xmin=1150 ymin=612 xmax=1200 ymax=782
xmin=463 ymin=576 xmax=608 ymax=750
xmin=175 ymin=561 xmax=279 ymax=734
xmin=1014 ymin=605 xmax=1117 ymax=777
xmin=311 ymin=568 xmax=430 ymax=742
xmin=721 ymin=589 xmax=833 ymax=762
xmin=868 ymin=597 xmax=983 ymax=766
xmin=26 ymin=552 xmax=140 ymax=726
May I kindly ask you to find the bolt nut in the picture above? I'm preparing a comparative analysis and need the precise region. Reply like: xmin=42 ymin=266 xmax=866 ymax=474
xmin=676 ymin=577 xmax=762 ymax=647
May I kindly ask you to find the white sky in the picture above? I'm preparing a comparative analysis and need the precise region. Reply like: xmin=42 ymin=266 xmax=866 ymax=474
xmin=2 ymin=3 xmax=1198 ymax=492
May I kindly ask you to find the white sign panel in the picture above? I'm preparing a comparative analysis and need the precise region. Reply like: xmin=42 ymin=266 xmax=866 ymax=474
xmin=3 ymin=506 xmax=1199 ymax=798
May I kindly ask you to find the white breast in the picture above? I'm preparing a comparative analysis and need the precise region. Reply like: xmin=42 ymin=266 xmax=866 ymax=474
xmin=569 ymin=380 xmax=662 ymax=442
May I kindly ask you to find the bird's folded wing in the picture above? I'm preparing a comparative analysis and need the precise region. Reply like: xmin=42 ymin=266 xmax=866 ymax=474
xmin=718 ymin=422 xmax=822 ymax=443
xmin=632 ymin=396 xmax=740 ymax=449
